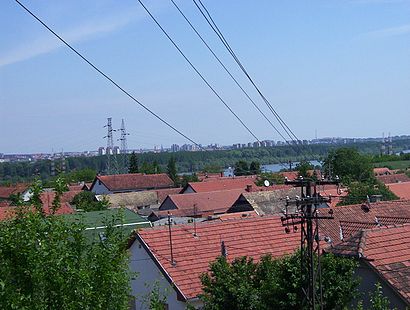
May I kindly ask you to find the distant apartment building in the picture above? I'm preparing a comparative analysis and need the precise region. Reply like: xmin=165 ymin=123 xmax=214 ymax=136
xmin=171 ymin=144 xmax=180 ymax=152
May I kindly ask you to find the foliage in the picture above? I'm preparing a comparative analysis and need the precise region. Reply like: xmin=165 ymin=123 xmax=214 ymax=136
xmin=368 ymin=283 xmax=396 ymax=310
xmin=200 ymin=251 xmax=359 ymax=310
xmin=147 ymin=282 xmax=168 ymax=310
xmin=71 ymin=191 xmax=109 ymax=212
xmin=234 ymin=160 xmax=261 ymax=176
xmin=322 ymin=148 xmax=373 ymax=184
xmin=167 ymin=157 xmax=178 ymax=186
xmin=249 ymin=161 xmax=261 ymax=175
xmin=202 ymin=164 xmax=223 ymax=173
xmin=255 ymin=172 xmax=284 ymax=186
xmin=129 ymin=152 xmax=139 ymax=173
xmin=295 ymin=159 xmax=314 ymax=178
xmin=2 ymin=138 xmax=410 ymax=183
xmin=51 ymin=176 xmax=69 ymax=214
xmin=0 ymin=190 xmax=131 ymax=309
xmin=179 ymin=173 xmax=199 ymax=188
xmin=338 ymin=180 xmax=398 ymax=206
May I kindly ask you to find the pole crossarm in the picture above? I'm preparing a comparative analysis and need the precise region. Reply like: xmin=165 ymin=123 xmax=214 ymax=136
xmin=280 ymin=176 xmax=340 ymax=310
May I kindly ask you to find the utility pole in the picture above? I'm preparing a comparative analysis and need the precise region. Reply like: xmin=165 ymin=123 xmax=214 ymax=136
xmin=281 ymin=176 xmax=340 ymax=310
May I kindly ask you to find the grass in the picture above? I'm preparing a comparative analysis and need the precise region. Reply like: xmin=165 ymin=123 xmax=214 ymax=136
xmin=373 ymin=160 xmax=410 ymax=170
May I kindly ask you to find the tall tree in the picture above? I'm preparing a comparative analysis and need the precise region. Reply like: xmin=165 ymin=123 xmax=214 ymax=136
xmin=249 ymin=161 xmax=261 ymax=175
xmin=128 ymin=152 xmax=139 ymax=173
xmin=0 ymin=184 xmax=131 ymax=309
xmin=322 ymin=148 xmax=373 ymax=184
xmin=167 ymin=156 xmax=178 ymax=186
xmin=295 ymin=160 xmax=314 ymax=179
xmin=200 ymin=251 xmax=360 ymax=310
xmin=234 ymin=160 xmax=249 ymax=176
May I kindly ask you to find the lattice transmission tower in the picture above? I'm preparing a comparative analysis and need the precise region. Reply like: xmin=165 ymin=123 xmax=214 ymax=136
xmin=103 ymin=117 xmax=119 ymax=174
xmin=118 ymin=118 xmax=130 ymax=173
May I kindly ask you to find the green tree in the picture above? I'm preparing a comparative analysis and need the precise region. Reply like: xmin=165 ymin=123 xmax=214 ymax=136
xmin=0 ymin=188 xmax=131 ymax=309
xmin=71 ymin=191 xmax=109 ymax=212
xmin=322 ymin=148 xmax=373 ymax=184
xmin=369 ymin=283 xmax=393 ymax=310
xmin=234 ymin=161 xmax=249 ymax=176
xmin=51 ymin=175 xmax=69 ymax=214
xmin=152 ymin=160 xmax=161 ymax=174
xmin=295 ymin=160 xmax=314 ymax=179
xmin=129 ymin=152 xmax=139 ymax=173
xmin=200 ymin=252 xmax=359 ymax=310
xmin=180 ymin=173 xmax=199 ymax=188
xmin=167 ymin=157 xmax=178 ymax=186
xmin=338 ymin=180 xmax=398 ymax=206
xmin=255 ymin=172 xmax=285 ymax=186
xmin=249 ymin=161 xmax=261 ymax=175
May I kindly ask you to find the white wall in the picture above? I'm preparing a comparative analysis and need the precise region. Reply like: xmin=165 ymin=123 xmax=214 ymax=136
xmin=129 ymin=239 xmax=200 ymax=310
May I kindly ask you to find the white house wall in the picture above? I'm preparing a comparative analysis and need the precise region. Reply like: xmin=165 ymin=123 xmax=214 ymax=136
xmin=129 ymin=239 xmax=197 ymax=310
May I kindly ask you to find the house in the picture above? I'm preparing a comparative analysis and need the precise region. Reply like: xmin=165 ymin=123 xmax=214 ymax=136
xmin=90 ymin=173 xmax=174 ymax=195
xmin=63 ymin=208 xmax=151 ymax=241
xmin=95 ymin=188 xmax=181 ymax=214
xmin=40 ymin=188 xmax=82 ymax=209
xmin=149 ymin=189 xmax=254 ymax=221
xmin=387 ymin=182 xmax=410 ymax=200
xmin=181 ymin=177 xmax=256 ymax=194
xmin=318 ymin=200 xmax=410 ymax=245
xmin=376 ymin=173 xmax=410 ymax=184
xmin=128 ymin=216 xmax=300 ymax=309
xmin=0 ymin=183 xmax=31 ymax=201
xmin=327 ymin=224 xmax=410 ymax=308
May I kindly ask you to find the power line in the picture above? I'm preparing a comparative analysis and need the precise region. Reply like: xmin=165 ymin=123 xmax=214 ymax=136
xmin=169 ymin=0 xmax=291 ymax=145
xmin=192 ymin=0 xmax=311 ymax=157
xmin=136 ymin=0 xmax=260 ymax=143
xmin=13 ymin=0 xmax=202 ymax=150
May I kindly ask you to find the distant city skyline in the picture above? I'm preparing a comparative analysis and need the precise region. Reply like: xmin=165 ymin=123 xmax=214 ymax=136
xmin=1 ymin=0 xmax=409 ymax=153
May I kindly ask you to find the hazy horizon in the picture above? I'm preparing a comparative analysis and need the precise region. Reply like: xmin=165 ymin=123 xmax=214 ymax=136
xmin=1 ymin=0 xmax=409 ymax=153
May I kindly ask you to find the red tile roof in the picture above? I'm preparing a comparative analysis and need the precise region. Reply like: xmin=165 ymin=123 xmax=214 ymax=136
xmin=0 ymin=184 xmax=29 ymax=199
xmin=136 ymin=216 xmax=300 ymax=300
xmin=0 ymin=203 xmax=75 ymax=221
xmin=40 ymin=190 xmax=81 ymax=208
xmin=319 ymin=200 xmax=410 ymax=244
xmin=376 ymin=173 xmax=410 ymax=184
xmin=94 ymin=173 xmax=174 ymax=192
xmin=328 ymin=224 xmax=410 ymax=304
xmin=184 ymin=177 xmax=256 ymax=193
xmin=159 ymin=189 xmax=246 ymax=217
xmin=387 ymin=182 xmax=410 ymax=200
xmin=155 ymin=188 xmax=182 ymax=203
xmin=280 ymin=171 xmax=298 ymax=181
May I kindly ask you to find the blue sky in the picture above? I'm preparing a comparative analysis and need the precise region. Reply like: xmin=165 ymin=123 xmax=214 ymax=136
xmin=1 ymin=0 xmax=409 ymax=153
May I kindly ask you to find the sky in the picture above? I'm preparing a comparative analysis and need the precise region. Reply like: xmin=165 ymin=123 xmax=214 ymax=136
xmin=1 ymin=0 xmax=409 ymax=154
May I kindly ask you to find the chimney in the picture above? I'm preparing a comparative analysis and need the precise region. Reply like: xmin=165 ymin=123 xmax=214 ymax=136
xmin=246 ymin=184 xmax=253 ymax=192
xmin=220 ymin=171 xmax=223 ymax=177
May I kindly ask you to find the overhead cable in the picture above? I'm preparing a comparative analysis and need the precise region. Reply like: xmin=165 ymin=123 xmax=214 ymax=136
xmin=13 ymin=0 xmax=202 ymax=149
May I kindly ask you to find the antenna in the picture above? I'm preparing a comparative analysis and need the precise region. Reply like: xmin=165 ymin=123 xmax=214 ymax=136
xmin=221 ymin=240 xmax=227 ymax=258
xmin=193 ymin=203 xmax=198 ymax=237
xmin=167 ymin=212 xmax=176 ymax=266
